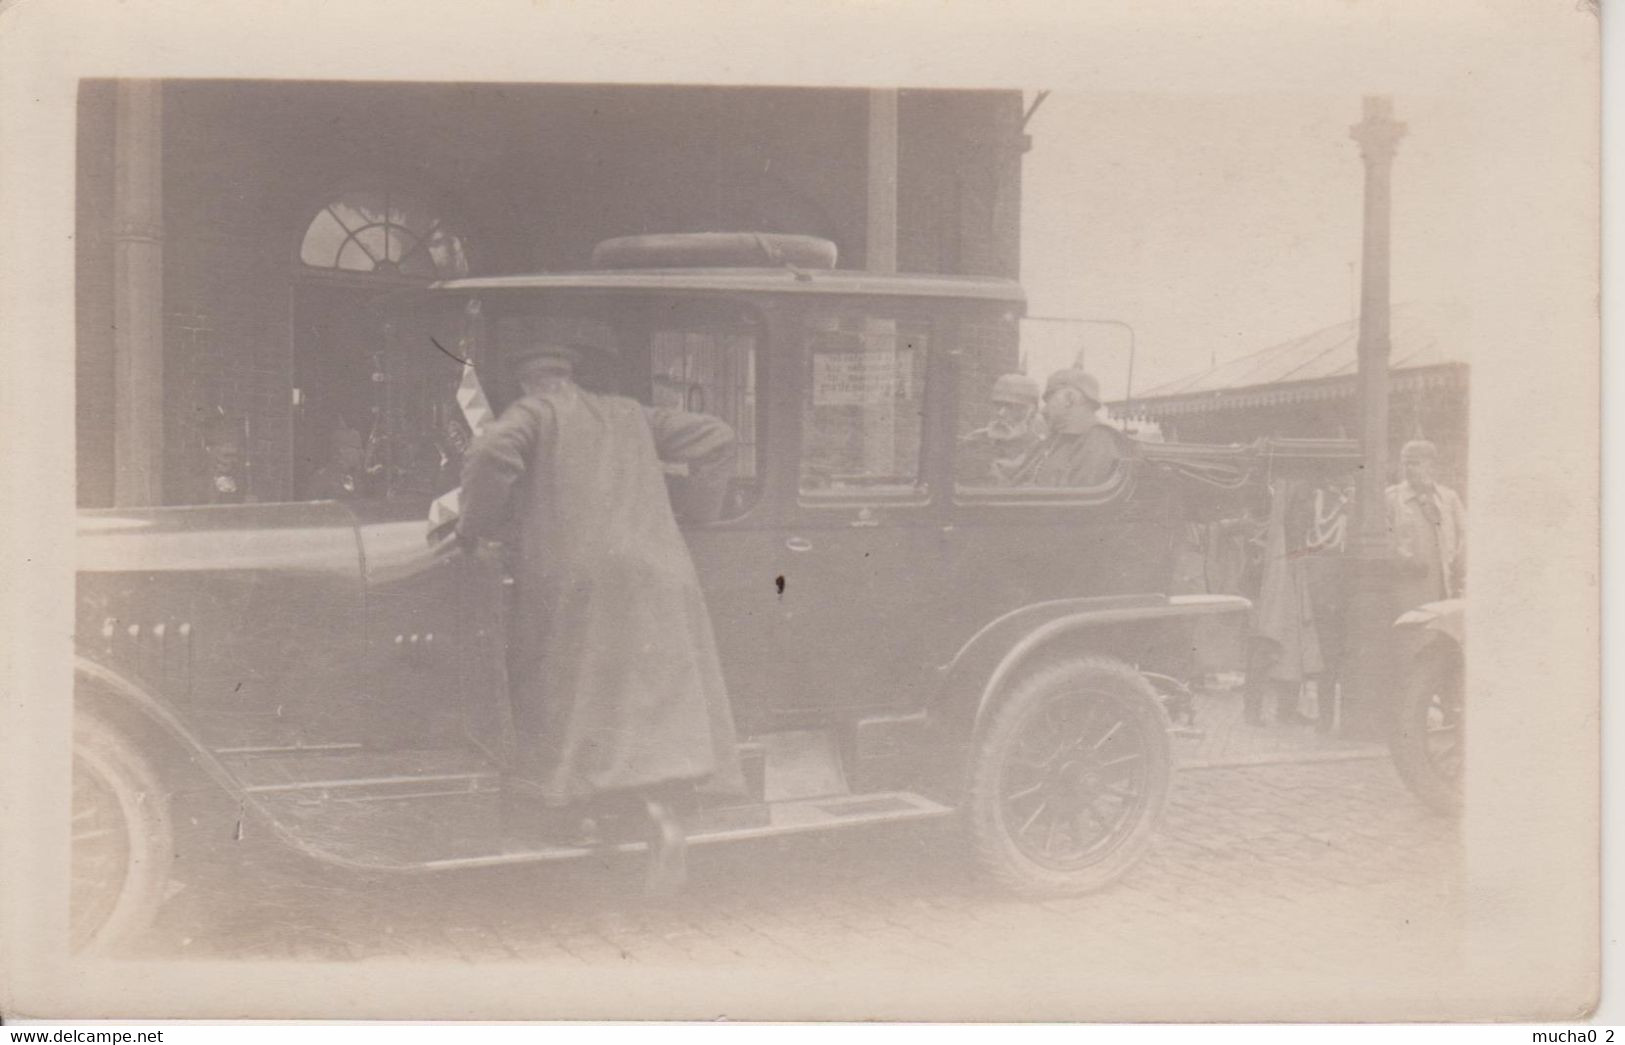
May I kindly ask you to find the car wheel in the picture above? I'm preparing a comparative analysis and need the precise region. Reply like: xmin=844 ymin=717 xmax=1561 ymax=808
xmin=967 ymin=657 xmax=1172 ymax=897
xmin=1389 ymin=647 xmax=1464 ymax=815
xmin=71 ymin=719 xmax=174 ymax=953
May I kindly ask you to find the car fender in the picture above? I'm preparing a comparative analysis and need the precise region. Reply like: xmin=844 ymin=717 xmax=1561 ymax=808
xmin=930 ymin=593 xmax=1251 ymax=739
xmin=74 ymin=655 xmax=240 ymax=797
xmin=1393 ymin=598 xmax=1465 ymax=647
xmin=1392 ymin=598 xmax=1465 ymax=678
xmin=74 ymin=654 xmax=413 ymax=874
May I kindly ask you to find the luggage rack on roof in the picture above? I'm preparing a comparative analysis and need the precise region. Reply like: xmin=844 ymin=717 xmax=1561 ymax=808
xmin=591 ymin=232 xmax=840 ymax=271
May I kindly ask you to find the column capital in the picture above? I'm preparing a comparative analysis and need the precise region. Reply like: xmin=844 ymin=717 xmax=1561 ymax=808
xmin=1349 ymin=95 xmax=1407 ymax=165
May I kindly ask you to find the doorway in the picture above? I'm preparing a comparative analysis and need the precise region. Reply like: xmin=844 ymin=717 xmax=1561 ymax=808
xmin=291 ymin=282 xmax=392 ymax=499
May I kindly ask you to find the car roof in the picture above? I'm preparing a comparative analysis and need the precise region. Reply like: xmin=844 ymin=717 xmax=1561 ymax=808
xmin=429 ymin=267 xmax=1027 ymax=305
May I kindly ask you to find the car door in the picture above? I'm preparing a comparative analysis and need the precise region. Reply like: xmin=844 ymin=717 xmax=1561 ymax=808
xmin=940 ymin=308 xmax=1181 ymax=635
xmin=681 ymin=299 xmax=951 ymax=733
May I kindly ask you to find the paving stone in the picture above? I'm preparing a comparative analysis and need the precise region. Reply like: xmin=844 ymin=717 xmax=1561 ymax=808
xmin=136 ymin=752 xmax=1462 ymax=989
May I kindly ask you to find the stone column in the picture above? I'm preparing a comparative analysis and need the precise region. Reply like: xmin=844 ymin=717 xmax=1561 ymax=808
xmin=112 ymin=80 xmax=164 ymax=507
xmin=863 ymin=90 xmax=900 ymax=478
xmin=866 ymin=89 xmax=899 ymax=274
xmin=1340 ymin=96 xmax=1407 ymax=738
xmin=1349 ymin=97 xmax=1405 ymax=555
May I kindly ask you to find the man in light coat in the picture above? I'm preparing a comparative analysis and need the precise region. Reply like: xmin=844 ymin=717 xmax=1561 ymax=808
xmin=457 ymin=341 xmax=743 ymax=894
xmin=1385 ymin=439 xmax=1466 ymax=609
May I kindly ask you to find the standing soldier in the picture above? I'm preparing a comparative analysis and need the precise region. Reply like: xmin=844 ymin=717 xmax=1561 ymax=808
xmin=457 ymin=341 xmax=743 ymax=895
xmin=957 ymin=372 xmax=1042 ymax=486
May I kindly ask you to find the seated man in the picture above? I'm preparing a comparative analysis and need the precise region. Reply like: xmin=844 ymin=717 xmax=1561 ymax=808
xmin=957 ymin=372 xmax=1042 ymax=486
xmin=305 ymin=423 xmax=367 ymax=500
xmin=197 ymin=413 xmax=251 ymax=504
xmin=1007 ymin=368 xmax=1125 ymax=487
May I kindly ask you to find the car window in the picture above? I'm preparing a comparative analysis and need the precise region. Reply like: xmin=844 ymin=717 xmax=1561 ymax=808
xmin=490 ymin=294 xmax=765 ymax=521
xmin=953 ymin=314 xmax=1132 ymax=500
xmin=799 ymin=311 xmax=929 ymax=500
xmin=362 ymin=303 xmax=483 ymax=502
xmin=648 ymin=317 xmax=760 ymax=490
xmin=954 ymin=314 xmax=1033 ymax=491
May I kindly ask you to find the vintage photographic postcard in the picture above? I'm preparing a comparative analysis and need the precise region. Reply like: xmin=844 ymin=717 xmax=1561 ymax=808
xmin=0 ymin=0 xmax=1601 ymax=1023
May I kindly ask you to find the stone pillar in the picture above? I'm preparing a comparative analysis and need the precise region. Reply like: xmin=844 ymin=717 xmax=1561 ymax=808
xmin=1340 ymin=96 xmax=1407 ymax=738
xmin=112 ymin=80 xmax=164 ymax=507
xmin=866 ymin=89 xmax=899 ymax=274
xmin=862 ymin=90 xmax=901 ymax=478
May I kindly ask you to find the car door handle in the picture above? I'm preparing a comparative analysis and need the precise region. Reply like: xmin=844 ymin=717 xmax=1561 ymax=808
xmin=785 ymin=537 xmax=813 ymax=553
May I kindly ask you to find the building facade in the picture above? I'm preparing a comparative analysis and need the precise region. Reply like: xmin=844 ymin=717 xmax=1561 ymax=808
xmin=77 ymin=81 xmax=1025 ymax=507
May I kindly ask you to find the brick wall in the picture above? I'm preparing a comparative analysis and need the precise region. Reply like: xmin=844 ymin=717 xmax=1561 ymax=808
xmin=898 ymin=90 xmax=1024 ymax=278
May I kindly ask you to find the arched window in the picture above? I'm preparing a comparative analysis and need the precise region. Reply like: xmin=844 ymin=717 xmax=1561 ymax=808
xmin=299 ymin=187 xmax=470 ymax=279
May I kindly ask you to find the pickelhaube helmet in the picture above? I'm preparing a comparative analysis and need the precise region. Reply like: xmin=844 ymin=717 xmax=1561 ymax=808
xmin=1043 ymin=368 xmax=1103 ymax=407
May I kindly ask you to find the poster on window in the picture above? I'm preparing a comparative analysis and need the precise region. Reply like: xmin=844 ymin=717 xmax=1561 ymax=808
xmin=812 ymin=351 xmax=915 ymax=406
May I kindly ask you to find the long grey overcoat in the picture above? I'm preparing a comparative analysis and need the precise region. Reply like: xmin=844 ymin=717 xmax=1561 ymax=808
xmin=457 ymin=383 xmax=744 ymax=805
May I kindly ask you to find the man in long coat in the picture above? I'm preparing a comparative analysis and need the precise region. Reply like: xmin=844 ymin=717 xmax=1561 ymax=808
xmin=457 ymin=341 xmax=743 ymax=892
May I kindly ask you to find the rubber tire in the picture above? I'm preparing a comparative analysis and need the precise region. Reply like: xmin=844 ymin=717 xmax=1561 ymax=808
xmin=1389 ymin=649 xmax=1464 ymax=816
xmin=967 ymin=657 xmax=1173 ymax=897
xmin=71 ymin=717 xmax=175 ymax=953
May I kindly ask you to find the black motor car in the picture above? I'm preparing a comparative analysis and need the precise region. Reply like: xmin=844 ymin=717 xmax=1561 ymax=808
xmin=74 ymin=233 xmax=1257 ymax=952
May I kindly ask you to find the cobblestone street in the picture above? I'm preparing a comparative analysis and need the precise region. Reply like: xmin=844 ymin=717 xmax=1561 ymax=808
xmin=141 ymin=748 xmax=1464 ymax=990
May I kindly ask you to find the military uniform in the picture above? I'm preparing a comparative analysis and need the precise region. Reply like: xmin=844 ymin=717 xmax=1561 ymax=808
xmin=958 ymin=428 xmax=1041 ymax=486
xmin=1009 ymin=369 xmax=1127 ymax=487
xmin=957 ymin=372 xmax=1042 ymax=486
xmin=1009 ymin=424 xmax=1125 ymax=487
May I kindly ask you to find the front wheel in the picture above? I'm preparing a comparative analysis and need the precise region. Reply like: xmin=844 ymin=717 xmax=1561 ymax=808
xmin=71 ymin=718 xmax=175 ymax=953
xmin=1389 ymin=647 xmax=1464 ymax=815
xmin=967 ymin=657 xmax=1172 ymax=897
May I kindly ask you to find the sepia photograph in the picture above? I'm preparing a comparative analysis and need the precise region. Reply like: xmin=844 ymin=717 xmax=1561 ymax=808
xmin=0 ymin=0 xmax=1602 ymax=1025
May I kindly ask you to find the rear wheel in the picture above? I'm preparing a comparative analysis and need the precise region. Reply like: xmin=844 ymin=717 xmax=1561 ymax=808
xmin=967 ymin=657 xmax=1172 ymax=897
xmin=71 ymin=719 xmax=174 ymax=953
xmin=1389 ymin=647 xmax=1464 ymax=815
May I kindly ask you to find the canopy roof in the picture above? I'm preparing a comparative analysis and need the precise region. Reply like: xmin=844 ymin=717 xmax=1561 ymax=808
xmin=1115 ymin=301 xmax=1469 ymax=419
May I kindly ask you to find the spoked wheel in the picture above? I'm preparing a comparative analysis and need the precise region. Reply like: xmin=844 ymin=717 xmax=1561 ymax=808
xmin=968 ymin=657 xmax=1172 ymax=897
xmin=71 ymin=720 xmax=174 ymax=953
xmin=1389 ymin=648 xmax=1464 ymax=815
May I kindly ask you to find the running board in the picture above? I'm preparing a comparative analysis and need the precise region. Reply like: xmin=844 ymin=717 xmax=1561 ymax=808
xmin=422 ymin=790 xmax=955 ymax=872
xmin=218 ymin=747 xmax=499 ymax=803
